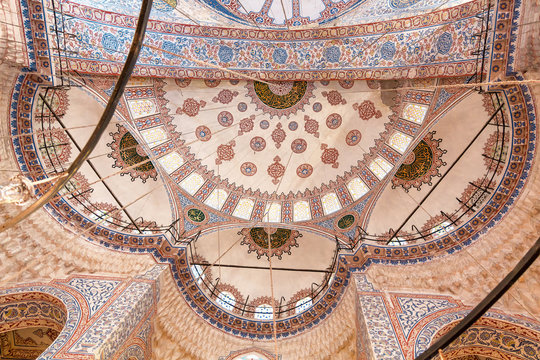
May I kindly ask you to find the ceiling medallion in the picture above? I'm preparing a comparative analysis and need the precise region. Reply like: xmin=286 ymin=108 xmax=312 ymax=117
xmin=392 ymin=131 xmax=447 ymax=191
xmin=239 ymin=227 xmax=302 ymax=260
xmin=246 ymin=80 xmax=315 ymax=118
xmin=107 ymin=125 xmax=157 ymax=183
xmin=336 ymin=214 xmax=356 ymax=230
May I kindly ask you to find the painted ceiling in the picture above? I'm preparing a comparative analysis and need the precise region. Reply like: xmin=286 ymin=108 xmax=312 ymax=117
xmin=42 ymin=0 xmax=484 ymax=80
xmin=65 ymin=0 xmax=471 ymax=28
xmin=5 ymin=0 xmax=538 ymax=344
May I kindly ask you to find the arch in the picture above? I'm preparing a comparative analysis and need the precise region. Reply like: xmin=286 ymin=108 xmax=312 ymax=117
xmin=117 ymin=344 xmax=145 ymax=360
xmin=221 ymin=346 xmax=278 ymax=360
xmin=415 ymin=311 xmax=540 ymax=359
xmin=0 ymin=285 xmax=81 ymax=359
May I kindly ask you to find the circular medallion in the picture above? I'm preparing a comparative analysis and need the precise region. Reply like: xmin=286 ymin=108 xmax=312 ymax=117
xmin=175 ymin=78 xmax=191 ymax=88
xmin=253 ymin=81 xmax=307 ymax=109
xmin=312 ymin=102 xmax=322 ymax=112
xmin=339 ymin=80 xmax=354 ymax=89
xmin=346 ymin=130 xmax=362 ymax=146
xmin=237 ymin=102 xmax=247 ymax=112
xmin=288 ymin=121 xmax=298 ymax=131
xmin=187 ymin=208 xmax=206 ymax=223
xmin=337 ymin=214 xmax=356 ymax=229
xmin=217 ymin=111 xmax=234 ymax=127
xmin=196 ymin=126 xmax=212 ymax=141
xmin=260 ymin=120 xmax=269 ymax=129
xmin=291 ymin=138 xmax=307 ymax=154
xmin=296 ymin=164 xmax=313 ymax=178
xmin=326 ymin=113 xmax=342 ymax=129
xmin=230 ymin=79 xmax=240 ymax=85
xmin=250 ymin=136 xmax=266 ymax=152
xmin=204 ymin=79 xmax=221 ymax=88
xmin=241 ymin=162 xmax=257 ymax=176
xmin=403 ymin=151 xmax=416 ymax=165
xmin=394 ymin=140 xmax=433 ymax=181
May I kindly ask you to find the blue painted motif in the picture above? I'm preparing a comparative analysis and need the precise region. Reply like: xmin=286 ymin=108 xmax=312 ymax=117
xmin=389 ymin=0 xmax=422 ymax=9
xmin=436 ymin=32 xmax=453 ymax=54
xmin=380 ymin=41 xmax=397 ymax=60
xmin=66 ymin=278 xmax=121 ymax=317
xmin=324 ymin=46 xmax=341 ymax=63
xmin=272 ymin=48 xmax=288 ymax=64
xmin=218 ymin=45 xmax=234 ymax=63
xmin=101 ymin=33 xmax=119 ymax=53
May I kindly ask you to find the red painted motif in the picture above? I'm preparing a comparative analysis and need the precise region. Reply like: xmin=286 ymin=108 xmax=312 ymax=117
xmin=326 ymin=113 xmax=342 ymax=129
xmin=267 ymin=156 xmax=285 ymax=184
xmin=322 ymin=90 xmax=346 ymax=105
xmin=240 ymin=162 xmax=257 ymax=176
xmin=176 ymin=98 xmax=206 ymax=117
xmin=212 ymin=89 xmax=239 ymax=104
xmin=271 ymin=123 xmax=286 ymax=148
xmin=291 ymin=138 xmax=307 ymax=153
xmin=321 ymin=144 xmax=339 ymax=168
xmin=238 ymin=115 xmax=255 ymax=135
xmin=196 ymin=125 xmax=212 ymax=141
xmin=216 ymin=141 xmax=236 ymax=165
xmin=353 ymin=100 xmax=382 ymax=120
xmin=304 ymin=115 xmax=319 ymax=138
xmin=175 ymin=78 xmax=191 ymax=88
xmin=217 ymin=111 xmax=234 ymax=127
xmin=250 ymin=136 xmax=266 ymax=152
xmin=346 ymin=129 xmax=362 ymax=146
xmin=296 ymin=163 xmax=313 ymax=178
xmin=204 ymin=79 xmax=221 ymax=87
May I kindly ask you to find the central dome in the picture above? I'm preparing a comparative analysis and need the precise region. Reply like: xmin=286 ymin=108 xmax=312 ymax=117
xmin=160 ymin=79 xmax=392 ymax=206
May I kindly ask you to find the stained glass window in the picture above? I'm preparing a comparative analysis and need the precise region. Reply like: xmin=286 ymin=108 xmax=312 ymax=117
xmin=432 ymin=221 xmax=454 ymax=236
xmin=347 ymin=177 xmax=369 ymax=200
xmin=369 ymin=157 xmax=393 ymax=180
xmin=293 ymin=201 xmax=311 ymax=222
xmin=232 ymin=198 xmax=255 ymax=220
xmin=233 ymin=354 xmax=267 ymax=360
xmin=321 ymin=192 xmax=341 ymax=215
xmin=295 ymin=297 xmax=313 ymax=314
xmin=388 ymin=237 xmax=405 ymax=246
xmin=254 ymin=304 xmax=273 ymax=320
xmin=388 ymin=131 xmax=413 ymax=154
xmin=205 ymin=188 xmax=228 ymax=210
xmin=180 ymin=172 xmax=205 ymax=195
xmin=216 ymin=291 xmax=235 ymax=311
xmin=158 ymin=152 xmax=184 ymax=174
xmin=190 ymin=264 xmax=204 ymax=285
xmin=402 ymin=103 xmax=428 ymax=124
xmin=264 ymin=202 xmax=282 ymax=223
xmin=140 ymin=126 xmax=168 ymax=148
xmin=127 ymin=99 xmax=157 ymax=119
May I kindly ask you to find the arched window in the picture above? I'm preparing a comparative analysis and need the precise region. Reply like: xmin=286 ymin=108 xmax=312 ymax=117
xmin=216 ymin=291 xmax=236 ymax=311
xmin=369 ymin=157 xmax=393 ymax=180
xmin=233 ymin=353 xmax=268 ymax=360
xmin=254 ymin=304 xmax=273 ymax=320
xmin=190 ymin=264 xmax=205 ymax=284
xmin=295 ymin=297 xmax=313 ymax=314
xmin=402 ymin=103 xmax=428 ymax=124
xmin=388 ymin=237 xmax=405 ymax=246
xmin=321 ymin=192 xmax=341 ymax=215
xmin=431 ymin=221 xmax=454 ymax=236
xmin=388 ymin=131 xmax=413 ymax=153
